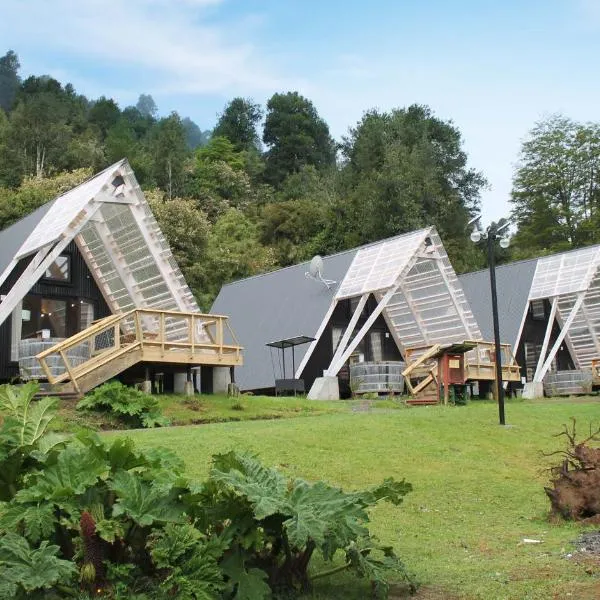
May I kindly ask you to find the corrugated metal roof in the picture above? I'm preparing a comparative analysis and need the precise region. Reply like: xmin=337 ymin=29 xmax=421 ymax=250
xmin=458 ymin=258 xmax=539 ymax=348
xmin=0 ymin=200 xmax=56 ymax=279
xmin=211 ymin=250 xmax=357 ymax=391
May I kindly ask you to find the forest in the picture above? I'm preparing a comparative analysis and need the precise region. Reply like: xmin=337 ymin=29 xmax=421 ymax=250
xmin=1 ymin=49 xmax=599 ymax=310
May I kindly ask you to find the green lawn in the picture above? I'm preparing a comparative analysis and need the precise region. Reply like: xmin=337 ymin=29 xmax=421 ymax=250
xmin=157 ymin=393 xmax=346 ymax=424
xmin=107 ymin=399 xmax=600 ymax=599
xmin=53 ymin=393 xmax=349 ymax=430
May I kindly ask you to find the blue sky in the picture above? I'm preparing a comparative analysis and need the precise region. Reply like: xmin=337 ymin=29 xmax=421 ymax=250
xmin=2 ymin=0 xmax=599 ymax=223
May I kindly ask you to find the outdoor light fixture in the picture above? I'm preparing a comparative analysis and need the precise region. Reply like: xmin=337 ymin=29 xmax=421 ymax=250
xmin=469 ymin=215 xmax=512 ymax=426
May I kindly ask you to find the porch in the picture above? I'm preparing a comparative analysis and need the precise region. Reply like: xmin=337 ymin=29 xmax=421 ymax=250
xmin=34 ymin=308 xmax=243 ymax=397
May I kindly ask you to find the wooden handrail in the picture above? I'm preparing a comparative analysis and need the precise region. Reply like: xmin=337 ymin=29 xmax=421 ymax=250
xmin=36 ymin=312 xmax=131 ymax=359
xmin=35 ymin=308 xmax=243 ymax=390
xmin=136 ymin=307 xmax=231 ymax=320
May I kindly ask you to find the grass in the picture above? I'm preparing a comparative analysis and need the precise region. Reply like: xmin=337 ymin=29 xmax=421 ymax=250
xmin=106 ymin=398 xmax=600 ymax=599
xmin=51 ymin=393 xmax=349 ymax=430
xmin=156 ymin=393 xmax=346 ymax=424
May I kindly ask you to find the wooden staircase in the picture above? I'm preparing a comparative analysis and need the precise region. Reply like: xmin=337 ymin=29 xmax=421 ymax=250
xmin=402 ymin=340 xmax=521 ymax=405
xmin=36 ymin=309 xmax=243 ymax=397
xmin=402 ymin=344 xmax=441 ymax=405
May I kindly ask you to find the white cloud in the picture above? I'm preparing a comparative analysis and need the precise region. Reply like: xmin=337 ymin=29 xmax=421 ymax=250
xmin=0 ymin=0 xmax=297 ymax=96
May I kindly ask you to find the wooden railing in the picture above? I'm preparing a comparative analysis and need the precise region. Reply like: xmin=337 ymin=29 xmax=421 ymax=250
xmin=36 ymin=308 xmax=243 ymax=392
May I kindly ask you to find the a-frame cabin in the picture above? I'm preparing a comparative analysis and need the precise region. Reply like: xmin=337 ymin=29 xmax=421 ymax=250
xmin=0 ymin=160 xmax=242 ymax=396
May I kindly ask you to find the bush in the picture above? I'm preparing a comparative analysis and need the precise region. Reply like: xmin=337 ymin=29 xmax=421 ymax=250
xmin=77 ymin=381 xmax=169 ymax=428
xmin=0 ymin=383 xmax=416 ymax=599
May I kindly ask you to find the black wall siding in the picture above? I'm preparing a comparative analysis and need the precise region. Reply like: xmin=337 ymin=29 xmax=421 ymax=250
xmin=300 ymin=297 xmax=403 ymax=397
xmin=0 ymin=241 xmax=111 ymax=381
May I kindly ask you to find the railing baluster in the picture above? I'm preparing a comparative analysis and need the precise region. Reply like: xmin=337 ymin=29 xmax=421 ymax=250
xmin=189 ymin=315 xmax=194 ymax=357
xmin=59 ymin=349 xmax=81 ymax=395
xmin=160 ymin=312 xmax=165 ymax=356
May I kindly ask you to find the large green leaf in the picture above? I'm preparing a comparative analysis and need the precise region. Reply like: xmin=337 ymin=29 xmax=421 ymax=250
xmin=285 ymin=480 xmax=368 ymax=551
xmin=354 ymin=478 xmax=413 ymax=507
xmin=210 ymin=452 xmax=289 ymax=520
xmin=109 ymin=470 xmax=185 ymax=526
xmin=345 ymin=538 xmax=417 ymax=598
xmin=15 ymin=446 xmax=109 ymax=503
xmin=221 ymin=550 xmax=270 ymax=600
xmin=0 ymin=503 xmax=55 ymax=543
xmin=0 ymin=532 xmax=76 ymax=595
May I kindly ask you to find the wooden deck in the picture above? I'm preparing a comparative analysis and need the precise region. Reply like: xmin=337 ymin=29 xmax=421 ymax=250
xmin=36 ymin=308 xmax=243 ymax=396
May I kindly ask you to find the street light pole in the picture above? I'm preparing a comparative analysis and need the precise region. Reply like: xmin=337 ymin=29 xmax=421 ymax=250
xmin=469 ymin=217 xmax=510 ymax=426
xmin=487 ymin=230 xmax=505 ymax=425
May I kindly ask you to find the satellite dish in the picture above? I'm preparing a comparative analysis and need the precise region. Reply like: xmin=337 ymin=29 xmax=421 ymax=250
xmin=309 ymin=255 xmax=324 ymax=278
xmin=305 ymin=255 xmax=336 ymax=289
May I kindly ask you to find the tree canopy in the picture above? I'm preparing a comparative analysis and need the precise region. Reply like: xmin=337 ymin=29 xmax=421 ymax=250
xmin=0 ymin=48 xmax=503 ymax=309
xmin=510 ymin=115 xmax=600 ymax=258
xmin=263 ymin=92 xmax=336 ymax=186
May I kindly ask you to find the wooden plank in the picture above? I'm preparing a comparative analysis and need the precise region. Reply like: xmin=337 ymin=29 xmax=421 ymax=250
xmin=402 ymin=344 xmax=441 ymax=377
xmin=59 ymin=350 xmax=81 ymax=395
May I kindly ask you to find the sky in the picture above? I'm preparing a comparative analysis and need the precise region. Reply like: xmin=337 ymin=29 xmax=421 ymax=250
xmin=1 ymin=0 xmax=599 ymax=224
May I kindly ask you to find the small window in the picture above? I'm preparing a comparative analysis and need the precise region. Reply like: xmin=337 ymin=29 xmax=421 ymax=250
xmin=44 ymin=255 xmax=71 ymax=282
xmin=530 ymin=299 xmax=545 ymax=320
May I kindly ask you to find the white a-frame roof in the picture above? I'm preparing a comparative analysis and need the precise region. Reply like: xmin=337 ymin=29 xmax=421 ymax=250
xmin=0 ymin=159 xmax=199 ymax=329
xmin=322 ymin=227 xmax=482 ymax=375
xmin=528 ymin=245 xmax=600 ymax=382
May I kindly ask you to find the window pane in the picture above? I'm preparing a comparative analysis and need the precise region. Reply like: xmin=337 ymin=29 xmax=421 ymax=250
xmin=40 ymin=299 xmax=67 ymax=338
xmin=44 ymin=255 xmax=70 ymax=281
xmin=80 ymin=301 xmax=95 ymax=329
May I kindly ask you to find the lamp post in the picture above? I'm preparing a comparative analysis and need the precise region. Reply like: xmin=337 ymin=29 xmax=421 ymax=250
xmin=469 ymin=218 xmax=510 ymax=426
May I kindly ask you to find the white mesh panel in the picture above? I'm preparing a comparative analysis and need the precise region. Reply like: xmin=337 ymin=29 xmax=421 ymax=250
xmin=530 ymin=247 xmax=600 ymax=300
xmin=16 ymin=167 xmax=114 ymax=257
xmin=336 ymin=229 xmax=429 ymax=299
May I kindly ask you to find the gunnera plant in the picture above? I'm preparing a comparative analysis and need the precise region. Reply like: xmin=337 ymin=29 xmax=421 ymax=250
xmin=77 ymin=381 xmax=169 ymax=428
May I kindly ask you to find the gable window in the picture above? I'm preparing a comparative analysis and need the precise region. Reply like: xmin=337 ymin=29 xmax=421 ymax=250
xmin=44 ymin=255 xmax=71 ymax=282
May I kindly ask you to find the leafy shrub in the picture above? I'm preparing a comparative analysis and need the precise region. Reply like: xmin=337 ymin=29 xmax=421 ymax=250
xmin=77 ymin=381 xmax=169 ymax=428
xmin=0 ymin=384 xmax=415 ymax=598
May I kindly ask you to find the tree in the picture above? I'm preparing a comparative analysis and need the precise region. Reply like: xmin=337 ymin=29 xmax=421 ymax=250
xmin=0 ymin=50 xmax=20 ymax=113
xmin=213 ymin=97 xmax=262 ymax=152
xmin=135 ymin=93 xmax=158 ymax=119
xmin=262 ymin=92 xmax=336 ymax=186
xmin=149 ymin=112 xmax=188 ymax=198
xmin=198 ymin=209 xmax=275 ymax=308
xmin=181 ymin=116 xmax=209 ymax=149
xmin=88 ymin=96 xmax=120 ymax=139
xmin=328 ymin=104 xmax=485 ymax=271
xmin=510 ymin=115 xmax=600 ymax=257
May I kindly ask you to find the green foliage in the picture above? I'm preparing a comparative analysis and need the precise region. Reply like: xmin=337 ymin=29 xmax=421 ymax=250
xmin=0 ymin=385 xmax=413 ymax=599
xmin=263 ymin=91 xmax=336 ymax=187
xmin=213 ymin=98 xmax=263 ymax=153
xmin=0 ymin=533 xmax=77 ymax=598
xmin=0 ymin=382 xmax=68 ymax=501
xmin=77 ymin=381 xmax=169 ymax=429
xmin=200 ymin=451 xmax=415 ymax=596
xmin=511 ymin=114 xmax=600 ymax=257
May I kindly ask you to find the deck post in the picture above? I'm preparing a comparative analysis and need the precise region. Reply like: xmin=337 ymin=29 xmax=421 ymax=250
xmin=184 ymin=366 xmax=194 ymax=396
xmin=142 ymin=365 xmax=152 ymax=394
